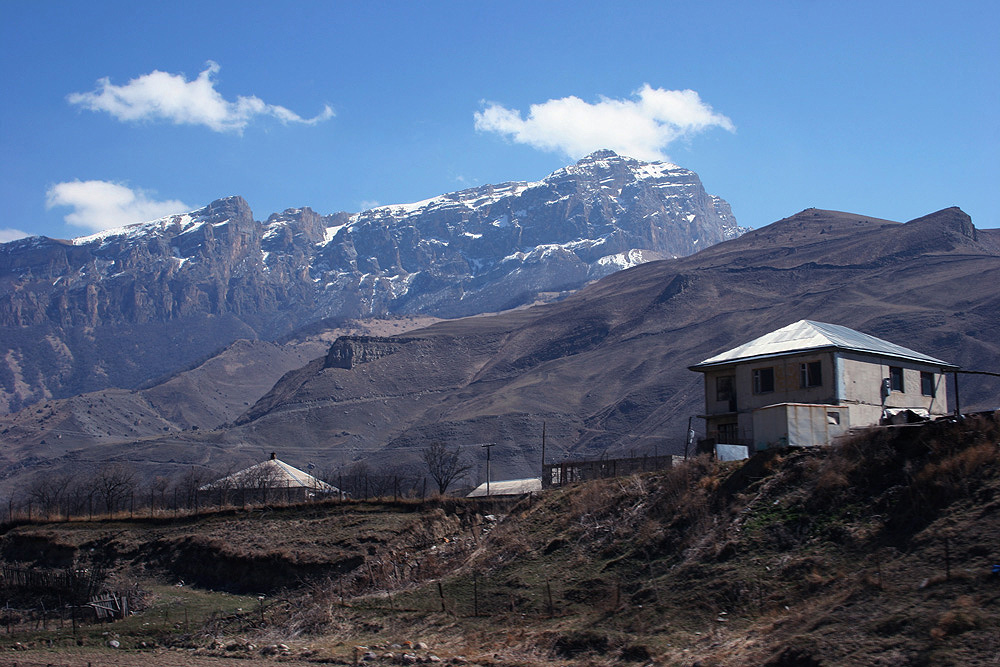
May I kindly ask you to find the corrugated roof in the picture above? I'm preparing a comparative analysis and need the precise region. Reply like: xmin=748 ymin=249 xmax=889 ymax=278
xmin=691 ymin=320 xmax=957 ymax=370
xmin=201 ymin=457 xmax=339 ymax=493
xmin=467 ymin=478 xmax=542 ymax=497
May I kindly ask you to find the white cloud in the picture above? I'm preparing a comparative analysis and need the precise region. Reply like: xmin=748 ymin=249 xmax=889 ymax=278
xmin=46 ymin=180 xmax=190 ymax=232
xmin=67 ymin=61 xmax=334 ymax=133
xmin=0 ymin=229 xmax=31 ymax=243
xmin=474 ymin=85 xmax=734 ymax=161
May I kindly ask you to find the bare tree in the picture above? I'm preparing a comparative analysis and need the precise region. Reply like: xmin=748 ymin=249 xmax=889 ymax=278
xmin=27 ymin=472 xmax=75 ymax=520
xmin=92 ymin=463 xmax=136 ymax=517
xmin=63 ymin=477 xmax=94 ymax=519
xmin=423 ymin=442 xmax=472 ymax=495
xmin=340 ymin=462 xmax=374 ymax=499
xmin=176 ymin=467 xmax=211 ymax=510
xmin=246 ymin=462 xmax=284 ymax=504
xmin=150 ymin=476 xmax=171 ymax=512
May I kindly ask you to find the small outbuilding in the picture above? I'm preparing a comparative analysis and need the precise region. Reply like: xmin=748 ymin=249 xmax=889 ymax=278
xmin=200 ymin=453 xmax=341 ymax=504
xmin=467 ymin=477 xmax=542 ymax=498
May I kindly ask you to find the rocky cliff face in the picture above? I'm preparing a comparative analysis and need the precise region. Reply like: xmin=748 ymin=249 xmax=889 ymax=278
xmin=323 ymin=336 xmax=417 ymax=370
xmin=0 ymin=151 xmax=743 ymax=412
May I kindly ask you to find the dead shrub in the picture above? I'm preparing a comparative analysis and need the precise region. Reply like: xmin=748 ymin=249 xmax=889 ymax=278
xmin=568 ymin=479 xmax=616 ymax=522
xmin=929 ymin=595 xmax=979 ymax=639
xmin=814 ymin=467 xmax=850 ymax=495
xmin=484 ymin=520 xmax=531 ymax=563
xmin=914 ymin=442 xmax=999 ymax=499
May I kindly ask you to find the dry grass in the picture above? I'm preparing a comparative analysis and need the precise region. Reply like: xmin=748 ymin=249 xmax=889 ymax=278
xmin=2 ymin=414 xmax=999 ymax=666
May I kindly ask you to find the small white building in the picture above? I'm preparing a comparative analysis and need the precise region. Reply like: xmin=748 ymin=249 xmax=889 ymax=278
xmin=200 ymin=453 xmax=340 ymax=502
xmin=467 ymin=478 xmax=542 ymax=498
xmin=689 ymin=320 xmax=957 ymax=451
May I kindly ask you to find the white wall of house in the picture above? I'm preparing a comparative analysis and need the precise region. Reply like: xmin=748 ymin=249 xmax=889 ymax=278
xmin=699 ymin=350 xmax=950 ymax=445
xmin=700 ymin=351 xmax=836 ymax=442
xmin=836 ymin=351 xmax=950 ymax=425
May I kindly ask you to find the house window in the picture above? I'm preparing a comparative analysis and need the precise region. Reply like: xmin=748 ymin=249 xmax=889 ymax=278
xmin=716 ymin=375 xmax=735 ymax=402
xmin=752 ymin=367 xmax=775 ymax=394
xmin=921 ymin=371 xmax=936 ymax=397
xmin=717 ymin=423 xmax=739 ymax=444
xmin=800 ymin=361 xmax=822 ymax=388
xmin=889 ymin=366 xmax=904 ymax=392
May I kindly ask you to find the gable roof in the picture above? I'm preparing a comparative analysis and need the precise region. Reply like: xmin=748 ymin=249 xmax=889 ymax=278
xmin=200 ymin=457 xmax=339 ymax=493
xmin=690 ymin=320 xmax=957 ymax=370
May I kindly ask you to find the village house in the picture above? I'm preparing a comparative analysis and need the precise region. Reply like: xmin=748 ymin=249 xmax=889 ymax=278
xmin=689 ymin=320 xmax=957 ymax=451
xmin=199 ymin=453 xmax=341 ymax=505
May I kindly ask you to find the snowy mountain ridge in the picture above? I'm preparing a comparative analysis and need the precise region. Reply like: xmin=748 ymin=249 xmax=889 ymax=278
xmin=0 ymin=150 xmax=743 ymax=412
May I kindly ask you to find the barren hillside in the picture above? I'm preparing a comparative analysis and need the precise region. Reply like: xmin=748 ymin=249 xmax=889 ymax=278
xmin=1 ymin=412 xmax=997 ymax=666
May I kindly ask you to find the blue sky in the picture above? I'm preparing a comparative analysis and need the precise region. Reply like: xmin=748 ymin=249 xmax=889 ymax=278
xmin=1 ymin=1 xmax=998 ymax=242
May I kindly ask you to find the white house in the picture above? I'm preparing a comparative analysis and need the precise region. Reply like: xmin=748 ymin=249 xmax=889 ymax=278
xmin=200 ymin=453 xmax=341 ymax=502
xmin=689 ymin=320 xmax=957 ymax=451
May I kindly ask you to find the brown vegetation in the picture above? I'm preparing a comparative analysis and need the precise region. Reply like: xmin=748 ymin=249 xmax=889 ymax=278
xmin=0 ymin=412 xmax=997 ymax=665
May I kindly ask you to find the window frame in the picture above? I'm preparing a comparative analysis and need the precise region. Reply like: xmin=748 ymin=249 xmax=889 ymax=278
xmin=717 ymin=422 xmax=739 ymax=444
xmin=889 ymin=366 xmax=905 ymax=392
xmin=716 ymin=375 xmax=735 ymax=402
xmin=752 ymin=367 xmax=775 ymax=394
xmin=920 ymin=371 xmax=936 ymax=397
xmin=800 ymin=360 xmax=822 ymax=388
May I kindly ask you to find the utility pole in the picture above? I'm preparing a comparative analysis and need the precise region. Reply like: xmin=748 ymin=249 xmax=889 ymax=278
xmin=481 ymin=443 xmax=495 ymax=496
xmin=541 ymin=422 xmax=546 ymax=477
xmin=684 ymin=416 xmax=695 ymax=460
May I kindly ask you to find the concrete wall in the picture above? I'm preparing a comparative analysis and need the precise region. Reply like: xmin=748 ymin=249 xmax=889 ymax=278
xmin=837 ymin=351 xmax=950 ymax=425
xmin=701 ymin=351 xmax=837 ymax=416
xmin=752 ymin=403 xmax=850 ymax=450
xmin=699 ymin=350 xmax=951 ymax=444
xmin=701 ymin=351 xmax=836 ymax=443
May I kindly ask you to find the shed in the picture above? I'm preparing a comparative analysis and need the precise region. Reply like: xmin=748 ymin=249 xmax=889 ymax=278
xmin=467 ymin=478 xmax=542 ymax=498
xmin=752 ymin=402 xmax=851 ymax=450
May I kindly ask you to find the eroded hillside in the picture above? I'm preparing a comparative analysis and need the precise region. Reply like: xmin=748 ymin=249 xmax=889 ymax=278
xmin=1 ymin=412 xmax=997 ymax=666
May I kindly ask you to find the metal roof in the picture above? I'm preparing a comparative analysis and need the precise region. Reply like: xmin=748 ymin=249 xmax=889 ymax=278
xmin=200 ymin=457 xmax=339 ymax=493
xmin=467 ymin=477 xmax=542 ymax=497
xmin=690 ymin=320 xmax=957 ymax=370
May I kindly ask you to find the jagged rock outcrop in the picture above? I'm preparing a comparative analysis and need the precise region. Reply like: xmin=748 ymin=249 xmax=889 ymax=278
xmin=323 ymin=336 xmax=417 ymax=369
xmin=0 ymin=151 xmax=743 ymax=412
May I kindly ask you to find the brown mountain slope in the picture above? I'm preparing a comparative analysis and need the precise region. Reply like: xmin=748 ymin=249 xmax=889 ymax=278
xmin=0 ymin=317 xmax=439 ymax=494
xmin=205 ymin=207 xmax=1000 ymax=481
xmin=1 ymin=207 xmax=997 ymax=494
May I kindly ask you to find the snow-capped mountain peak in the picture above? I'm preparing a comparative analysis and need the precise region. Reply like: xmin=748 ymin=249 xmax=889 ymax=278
xmin=4 ymin=151 xmax=742 ymax=327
